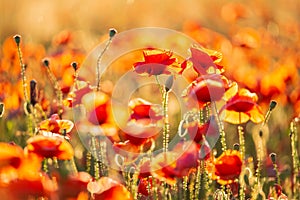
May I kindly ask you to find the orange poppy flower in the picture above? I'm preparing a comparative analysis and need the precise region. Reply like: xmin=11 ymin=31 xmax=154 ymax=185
xmin=4 ymin=173 xmax=56 ymax=200
xmin=112 ymin=140 xmax=142 ymax=165
xmin=26 ymin=135 xmax=74 ymax=160
xmin=88 ymin=177 xmax=132 ymax=200
xmin=232 ymin=27 xmax=261 ymax=49
xmin=128 ymin=98 xmax=162 ymax=122
xmin=59 ymin=171 xmax=92 ymax=199
xmin=0 ymin=143 xmax=42 ymax=185
xmin=81 ymin=91 xmax=111 ymax=125
xmin=209 ymin=150 xmax=242 ymax=185
xmin=39 ymin=114 xmax=74 ymax=135
xmin=15 ymin=153 xmax=42 ymax=181
xmin=133 ymin=49 xmax=184 ymax=76
xmin=0 ymin=142 xmax=24 ymax=171
xmin=188 ymin=45 xmax=224 ymax=75
xmin=122 ymin=98 xmax=163 ymax=145
xmin=184 ymin=74 xmax=230 ymax=108
xmin=220 ymin=88 xmax=264 ymax=124
xmin=150 ymin=151 xmax=178 ymax=185
xmin=151 ymin=141 xmax=201 ymax=185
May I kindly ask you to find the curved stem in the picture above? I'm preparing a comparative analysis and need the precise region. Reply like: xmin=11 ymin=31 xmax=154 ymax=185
xmin=96 ymin=38 xmax=113 ymax=92
xmin=16 ymin=43 xmax=29 ymax=102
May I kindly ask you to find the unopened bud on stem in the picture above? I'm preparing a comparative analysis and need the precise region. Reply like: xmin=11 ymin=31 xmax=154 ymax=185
xmin=71 ymin=62 xmax=78 ymax=71
xmin=42 ymin=58 xmax=50 ymax=67
xmin=269 ymin=100 xmax=277 ymax=111
xmin=109 ymin=28 xmax=117 ymax=38
xmin=270 ymin=153 xmax=276 ymax=163
xmin=13 ymin=35 xmax=21 ymax=45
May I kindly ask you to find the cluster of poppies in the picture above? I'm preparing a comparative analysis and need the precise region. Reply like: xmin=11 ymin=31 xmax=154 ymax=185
xmin=0 ymin=30 xmax=297 ymax=200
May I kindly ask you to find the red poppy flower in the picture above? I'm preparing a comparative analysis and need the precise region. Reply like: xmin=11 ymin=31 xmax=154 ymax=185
xmin=138 ymin=160 xmax=151 ymax=179
xmin=209 ymin=150 xmax=242 ymax=185
xmin=151 ymin=141 xmax=201 ymax=185
xmin=187 ymin=117 xmax=219 ymax=143
xmin=4 ymin=174 xmax=56 ymax=200
xmin=138 ymin=178 xmax=152 ymax=196
xmin=184 ymin=74 xmax=230 ymax=108
xmin=133 ymin=49 xmax=184 ymax=76
xmin=59 ymin=172 xmax=92 ymax=199
xmin=128 ymin=98 xmax=162 ymax=122
xmin=188 ymin=45 xmax=224 ymax=75
xmin=81 ymin=91 xmax=111 ymax=125
xmin=26 ymin=135 xmax=74 ymax=160
xmin=122 ymin=119 xmax=161 ymax=146
xmin=39 ymin=114 xmax=74 ymax=135
xmin=150 ymin=151 xmax=178 ymax=185
xmin=172 ymin=140 xmax=200 ymax=171
xmin=68 ymin=80 xmax=93 ymax=107
xmin=88 ymin=177 xmax=132 ymax=200
xmin=220 ymin=88 xmax=264 ymax=124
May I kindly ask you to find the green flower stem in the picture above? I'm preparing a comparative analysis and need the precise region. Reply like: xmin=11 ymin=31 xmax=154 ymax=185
xmin=42 ymin=159 xmax=48 ymax=174
xmin=290 ymin=120 xmax=300 ymax=197
xmin=162 ymin=90 xmax=170 ymax=152
xmin=155 ymin=75 xmax=164 ymax=98
xmin=96 ymin=37 xmax=113 ymax=92
xmin=98 ymin=139 xmax=107 ymax=177
xmin=45 ymin=66 xmax=63 ymax=117
xmin=255 ymin=137 xmax=263 ymax=193
xmin=189 ymin=173 xmax=195 ymax=200
xmin=273 ymin=162 xmax=280 ymax=185
xmin=86 ymin=151 xmax=91 ymax=174
xmin=91 ymin=135 xmax=100 ymax=180
xmin=154 ymin=75 xmax=170 ymax=152
xmin=183 ymin=176 xmax=188 ymax=200
xmin=16 ymin=40 xmax=29 ymax=102
xmin=177 ymin=178 xmax=183 ymax=200
xmin=238 ymin=125 xmax=245 ymax=200
xmin=238 ymin=111 xmax=245 ymax=200
xmin=15 ymin=36 xmax=37 ymax=135
xmin=70 ymin=157 xmax=78 ymax=174
xmin=212 ymin=101 xmax=227 ymax=151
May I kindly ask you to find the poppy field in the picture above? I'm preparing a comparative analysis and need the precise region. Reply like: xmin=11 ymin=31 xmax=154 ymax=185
xmin=0 ymin=0 xmax=299 ymax=199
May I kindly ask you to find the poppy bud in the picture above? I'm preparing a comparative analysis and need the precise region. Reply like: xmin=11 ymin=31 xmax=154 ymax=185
xmin=233 ymin=143 xmax=240 ymax=151
xmin=13 ymin=34 xmax=21 ymax=45
xmin=109 ymin=28 xmax=117 ymax=38
xmin=0 ymin=103 xmax=4 ymax=117
xmin=269 ymin=100 xmax=277 ymax=111
xmin=42 ymin=58 xmax=50 ymax=67
xmin=259 ymin=130 xmax=263 ymax=137
xmin=30 ymin=80 xmax=38 ymax=106
xmin=165 ymin=75 xmax=174 ymax=92
xmin=270 ymin=153 xmax=276 ymax=163
xmin=71 ymin=62 xmax=78 ymax=71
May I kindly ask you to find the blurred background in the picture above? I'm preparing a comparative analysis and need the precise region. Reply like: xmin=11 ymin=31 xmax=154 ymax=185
xmin=1 ymin=0 xmax=299 ymax=44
